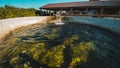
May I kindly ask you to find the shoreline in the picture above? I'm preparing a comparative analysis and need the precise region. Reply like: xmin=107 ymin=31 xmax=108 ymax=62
xmin=0 ymin=16 xmax=52 ymax=41
xmin=0 ymin=16 xmax=120 ymax=42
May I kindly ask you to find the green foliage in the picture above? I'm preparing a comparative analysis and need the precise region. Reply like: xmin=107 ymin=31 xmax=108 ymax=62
xmin=0 ymin=5 xmax=36 ymax=19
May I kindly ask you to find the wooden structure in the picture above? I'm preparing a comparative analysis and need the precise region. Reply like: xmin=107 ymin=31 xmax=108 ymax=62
xmin=39 ymin=0 xmax=120 ymax=17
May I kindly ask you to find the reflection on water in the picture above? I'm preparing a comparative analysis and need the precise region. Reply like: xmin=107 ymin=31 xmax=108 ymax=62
xmin=0 ymin=22 xmax=120 ymax=68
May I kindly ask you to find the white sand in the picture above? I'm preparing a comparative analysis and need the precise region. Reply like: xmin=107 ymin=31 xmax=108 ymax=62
xmin=0 ymin=16 xmax=49 ymax=40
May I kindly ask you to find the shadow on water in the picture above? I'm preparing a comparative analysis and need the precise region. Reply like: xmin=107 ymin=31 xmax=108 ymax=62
xmin=0 ymin=22 xmax=120 ymax=68
xmin=62 ymin=46 xmax=73 ymax=68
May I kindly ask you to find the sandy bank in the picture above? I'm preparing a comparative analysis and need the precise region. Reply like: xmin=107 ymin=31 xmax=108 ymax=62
xmin=0 ymin=16 xmax=50 ymax=40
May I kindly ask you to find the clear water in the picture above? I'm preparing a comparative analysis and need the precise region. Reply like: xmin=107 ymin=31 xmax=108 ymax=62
xmin=0 ymin=22 xmax=120 ymax=68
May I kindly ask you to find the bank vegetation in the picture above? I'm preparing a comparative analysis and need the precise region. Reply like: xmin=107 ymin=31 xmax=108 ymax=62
xmin=0 ymin=5 xmax=36 ymax=19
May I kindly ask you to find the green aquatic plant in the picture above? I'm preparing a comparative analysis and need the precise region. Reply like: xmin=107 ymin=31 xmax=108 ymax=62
xmin=0 ymin=21 xmax=119 ymax=68
xmin=64 ymin=35 xmax=79 ymax=46
xmin=71 ymin=35 xmax=79 ymax=40
xmin=70 ymin=41 xmax=93 ymax=67
xmin=64 ymin=38 xmax=73 ymax=46
xmin=39 ymin=45 xmax=64 ymax=67
xmin=8 ymin=42 xmax=46 ymax=68
xmin=31 ymin=43 xmax=46 ymax=60
xmin=1 ymin=27 xmax=94 ymax=68
xmin=43 ymin=28 xmax=59 ymax=40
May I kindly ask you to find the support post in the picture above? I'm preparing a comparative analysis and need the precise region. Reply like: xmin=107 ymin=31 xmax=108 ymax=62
xmin=100 ymin=8 xmax=104 ymax=16
xmin=60 ymin=9 xmax=62 ymax=16
xmin=66 ymin=9 xmax=68 ymax=16
xmin=118 ymin=8 xmax=120 ymax=15
xmin=47 ymin=9 xmax=49 ymax=16
xmin=40 ymin=9 xmax=42 ymax=16
xmin=85 ymin=8 xmax=88 ymax=15
xmin=49 ymin=9 xmax=51 ymax=16
xmin=71 ymin=8 xmax=73 ymax=15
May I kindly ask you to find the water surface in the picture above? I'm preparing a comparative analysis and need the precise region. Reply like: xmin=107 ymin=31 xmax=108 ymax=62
xmin=0 ymin=22 xmax=120 ymax=68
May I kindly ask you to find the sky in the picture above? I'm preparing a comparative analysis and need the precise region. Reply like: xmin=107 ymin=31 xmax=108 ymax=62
xmin=0 ymin=0 xmax=88 ymax=9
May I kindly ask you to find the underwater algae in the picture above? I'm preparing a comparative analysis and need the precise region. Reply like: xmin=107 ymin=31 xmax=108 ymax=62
xmin=0 ymin=22 xmax=120 ymax=68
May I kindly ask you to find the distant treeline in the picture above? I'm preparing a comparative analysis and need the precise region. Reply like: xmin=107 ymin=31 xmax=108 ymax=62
xmin=0 ymin=5 xmax=36 ymax=19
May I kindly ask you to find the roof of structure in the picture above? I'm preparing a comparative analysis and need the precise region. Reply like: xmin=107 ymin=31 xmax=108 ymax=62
xmin=40 ymin=1 xmax=120 ymax=9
